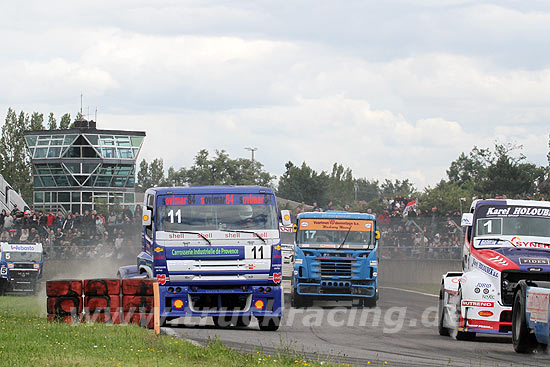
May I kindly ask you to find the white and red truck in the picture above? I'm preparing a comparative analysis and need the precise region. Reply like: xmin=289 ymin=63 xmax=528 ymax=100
xmin=439 ymin=199 xmax=550 ymax=340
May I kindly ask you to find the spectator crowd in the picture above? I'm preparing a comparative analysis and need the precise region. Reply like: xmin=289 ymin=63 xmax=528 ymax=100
xmin=292 ymin=197 xmax=463 ymax=260
xmin=0 ymin=204 xmax=142 ymax=261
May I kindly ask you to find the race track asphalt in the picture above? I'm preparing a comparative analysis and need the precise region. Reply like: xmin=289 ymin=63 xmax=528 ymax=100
xmin=163 ymin=287 xmax=550 ymax=366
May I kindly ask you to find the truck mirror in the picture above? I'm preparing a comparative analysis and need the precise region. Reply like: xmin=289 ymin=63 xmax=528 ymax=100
xmin=142 ymin=208 xmax=152 ymax=226
xmin=281 ymin=210 xmax=292 ymax=227
xmin=375 ymin=230 xmax=381 ymax=240
xmin=461 ymin=213 xmax=473 ymax=227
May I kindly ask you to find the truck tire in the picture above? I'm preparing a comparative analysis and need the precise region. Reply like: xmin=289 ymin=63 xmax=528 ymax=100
xmin=84 ymin=279 xmax=121 ymax=296
xmin=512 ymin=288 xmax=537 ymax=353
xmin=47 ymin=314 xmax=80 ymax=324
xmin=257 ymin=316 xmax=281 ymax=331
xmin=47 ymin=296 xmax=83 ymax=315
xmin=122 ymin=312 xmax=154 ymax=329
xmin=46 ymin=280 xmax=83 ymax=297
xmin=236 ymin=315 xmax=251 ymax=327
xmin=85 ymin=295 xmax=121 ymax=313
xmin=122 ymin=295 xmax=154 ymax=313
xmin=363 ymin=297 xmax=377 ymax=308
xmin=438 ymin=283 xmax=450 ymax=336
xmin=0 ymin=279 xmax=5 ymax=296
xmin=122 ymin=279 xmax=154 ymax=296
xmin=290 ymin=290 xmax=303 ymax=308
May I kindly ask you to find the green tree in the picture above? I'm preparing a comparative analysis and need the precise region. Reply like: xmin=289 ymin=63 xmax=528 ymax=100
xmin=327 ymin=163 xmax=355 ymax=206
xmin=47 ymin=113 xmax=57 ymax=130
xmin=150 ymin=158 xmax=165 ymax=187
xmin=419 ymin=180 xmax=474 ymax=214
xmin=380 ymin=179 xmax=417 ymax=198
xmin=277 ymin=161 xmax=329 ymax=205
xmin=30 ymin=112 xmax=45 ymax=130
xmin=59 ymin=113 xmax=71 ymax=129
xmin=136 ymin=159 xmax=150 ymax=192
xmin=0 ymin=109 xmax=32 ymax=204
xmin=183 ymin=150 xmax=274 ymax=186
xmin=475 ymin=143 xmax=542 ymax=197
xmin=354 ymin=178 xmax=380 ymax=202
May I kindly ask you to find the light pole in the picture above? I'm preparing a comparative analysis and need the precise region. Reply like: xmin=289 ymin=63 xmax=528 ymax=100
xmin=459 ymin=197 xmax=466 ymax=213
xmin=244 ymin=147 xmax=258 ymax=162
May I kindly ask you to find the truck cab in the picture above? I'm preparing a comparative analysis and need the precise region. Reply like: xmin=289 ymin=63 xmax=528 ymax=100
xmin=291 ymin=211 xmax=379 ymax=307
xmin=439 ymin=199 xmax=550 ymax=340
xmin=0 ymin=242 xmax=44 ymax=295
xmin=121 ymin=186 xmax=289 ymax=331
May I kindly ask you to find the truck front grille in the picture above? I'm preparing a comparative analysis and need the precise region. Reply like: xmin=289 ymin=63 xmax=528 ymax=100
xmin=318 ymin=258 xmax=354 ymax=278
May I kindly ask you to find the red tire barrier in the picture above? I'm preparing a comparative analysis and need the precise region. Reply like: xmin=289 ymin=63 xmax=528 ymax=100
xmin=85 ymin=295 xmax=121 ymax=313
xmin=122 ymin=295 xmax=154 ymax=313
xmin=46 ymin=280 xmax=83 ymax=297
xmin=84 ymin=311 xmax=121 ymax=324
xmin=84 ymin=279 xmax=121 ymax=296
xmin=47 ymin=314 xmax=81 ymax=324
xmin=122 ymin=279 xmax=154 ymax=296
xmin=123 ymin=312 xmax=154 ymax=329
xmin=46 ymin=296 xmax=83 ymax=315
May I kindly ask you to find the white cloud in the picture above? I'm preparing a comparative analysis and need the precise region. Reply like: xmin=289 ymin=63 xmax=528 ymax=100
xmin=0 ymin=1 xmax=549 ymax=191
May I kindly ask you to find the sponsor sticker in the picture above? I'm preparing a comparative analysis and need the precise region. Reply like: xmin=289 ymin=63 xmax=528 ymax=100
xmin=462 ymin=300 xmax=494 ymax=308
xmin=476 ymin=283 xmax=492 ymax=288
xmin=370 ymin=260 xmax=378 ymax=266
xmin=295 ymin=258 xmax=303 ymax=264
xmin=157 ymin=274 xmax=169 ymax=285
xmin=519 ymin=258 xmax=549 ymax=265
xmin=154 ymin=247 xmax=163 ymax=253
xmin=472 ymin=258 xmax=499 ymax=278
xmin=526 ymin=289 xmax=550 ymax=322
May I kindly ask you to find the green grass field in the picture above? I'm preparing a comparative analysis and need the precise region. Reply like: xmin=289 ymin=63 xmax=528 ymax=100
xmin=0 ymin=296 xmax=332 ymax=367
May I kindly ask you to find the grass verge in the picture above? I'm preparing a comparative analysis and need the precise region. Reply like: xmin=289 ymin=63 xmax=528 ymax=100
xmin=0 ymin=296 xmax=334 ymax=367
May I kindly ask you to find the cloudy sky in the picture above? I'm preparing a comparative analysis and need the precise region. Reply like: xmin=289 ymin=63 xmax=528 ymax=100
xmin=1 ymin=1 xmax=549 ymax=189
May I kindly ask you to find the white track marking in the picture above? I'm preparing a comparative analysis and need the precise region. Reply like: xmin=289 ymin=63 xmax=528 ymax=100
xmin=380 ymin=286 xmax=438 ymax=298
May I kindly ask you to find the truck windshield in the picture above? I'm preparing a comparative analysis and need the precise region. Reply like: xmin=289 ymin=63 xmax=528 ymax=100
xmin=296 ymin=218 xmax=374 ymax=248
xmin=157 ymin=203 xmax=278 ymax=232
xmin=3 ymin=252 xmax=42 ymax=262
xmin=474 ymin=205 xmax=550 ymax=248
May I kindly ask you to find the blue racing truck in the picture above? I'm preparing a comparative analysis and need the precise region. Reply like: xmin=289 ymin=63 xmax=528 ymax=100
xmin=0 ymin=242 xmax=44 ymax=295
xmin=120 ymin=186 xmax=290 ymax=330
xmin=291 ymin=211 xmax=380 ymax=308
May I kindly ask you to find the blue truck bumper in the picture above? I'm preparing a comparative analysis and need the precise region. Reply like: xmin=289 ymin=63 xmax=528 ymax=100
xmin=295 ymin=279 xmax=377 ymax=298
xmin=159 ymin=284 xmax=283 ymax=318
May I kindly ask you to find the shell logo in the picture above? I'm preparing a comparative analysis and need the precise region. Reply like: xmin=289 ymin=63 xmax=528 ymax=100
xmin=275 ymin=245 xmax=281 ymax=251
xmin=478 ymin=310 xmax=493 ymax=317
xmin=283 ymin=214 xmax=290 ymax=221
xmin=143 ymin=214 xmax=150 ymax=222
xmin=254 ymin=300 xmax=265 ymax=309
xmin=174 ymin=299 xmax=184 ymax=309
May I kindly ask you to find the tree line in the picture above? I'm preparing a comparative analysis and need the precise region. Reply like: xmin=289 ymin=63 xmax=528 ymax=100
xmin=1 ymin=108 xmax=549 ymax=215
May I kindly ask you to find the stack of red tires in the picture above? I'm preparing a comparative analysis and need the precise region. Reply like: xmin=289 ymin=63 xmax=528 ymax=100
xmin=122 ymin=278 xmax=154 ymax=329
xmin=46 ymin=280 xmax=83 ymax=324
xmin=46 ymin=278 xmax=155 ymax=329
xmin=84 ymin=279 xmax=121 ymax=324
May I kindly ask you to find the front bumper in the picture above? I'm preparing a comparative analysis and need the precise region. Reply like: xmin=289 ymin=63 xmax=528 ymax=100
xmin=295 ymin=279 xmax=376 ymax=298
xmin=159 ymin=284 xmax=283 ymax=318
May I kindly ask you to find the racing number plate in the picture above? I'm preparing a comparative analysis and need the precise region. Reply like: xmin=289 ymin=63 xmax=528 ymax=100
xmin=245 ymin=245 xmax=271 ymax=259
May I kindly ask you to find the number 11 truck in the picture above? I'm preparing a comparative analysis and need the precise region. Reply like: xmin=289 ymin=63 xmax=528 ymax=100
xmin=119 ymin=186 xmax=291 ymax=330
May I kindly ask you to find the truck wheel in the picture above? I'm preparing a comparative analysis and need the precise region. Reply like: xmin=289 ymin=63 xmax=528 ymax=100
xmin=0 ymin=280 xmax=5 ymax=296
xmin=455 ymin=287 xmax=476 ymax=341
xmin=257 ymin=316 xmax=281 ymax=331
xmin=212 ymin=315 xmax=234 ymax=328
xmin=512 ymin=288 xmax=537 ymax=353
xmin=290 ymin=291 xmax=303 ymax=308
xmin=363 ymin=297 xmax=377 ymax=308
xmin=236 ymin=316 xmax=251 ymax=327
xmin=438 ymin=283 xmax=450 ymax=336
